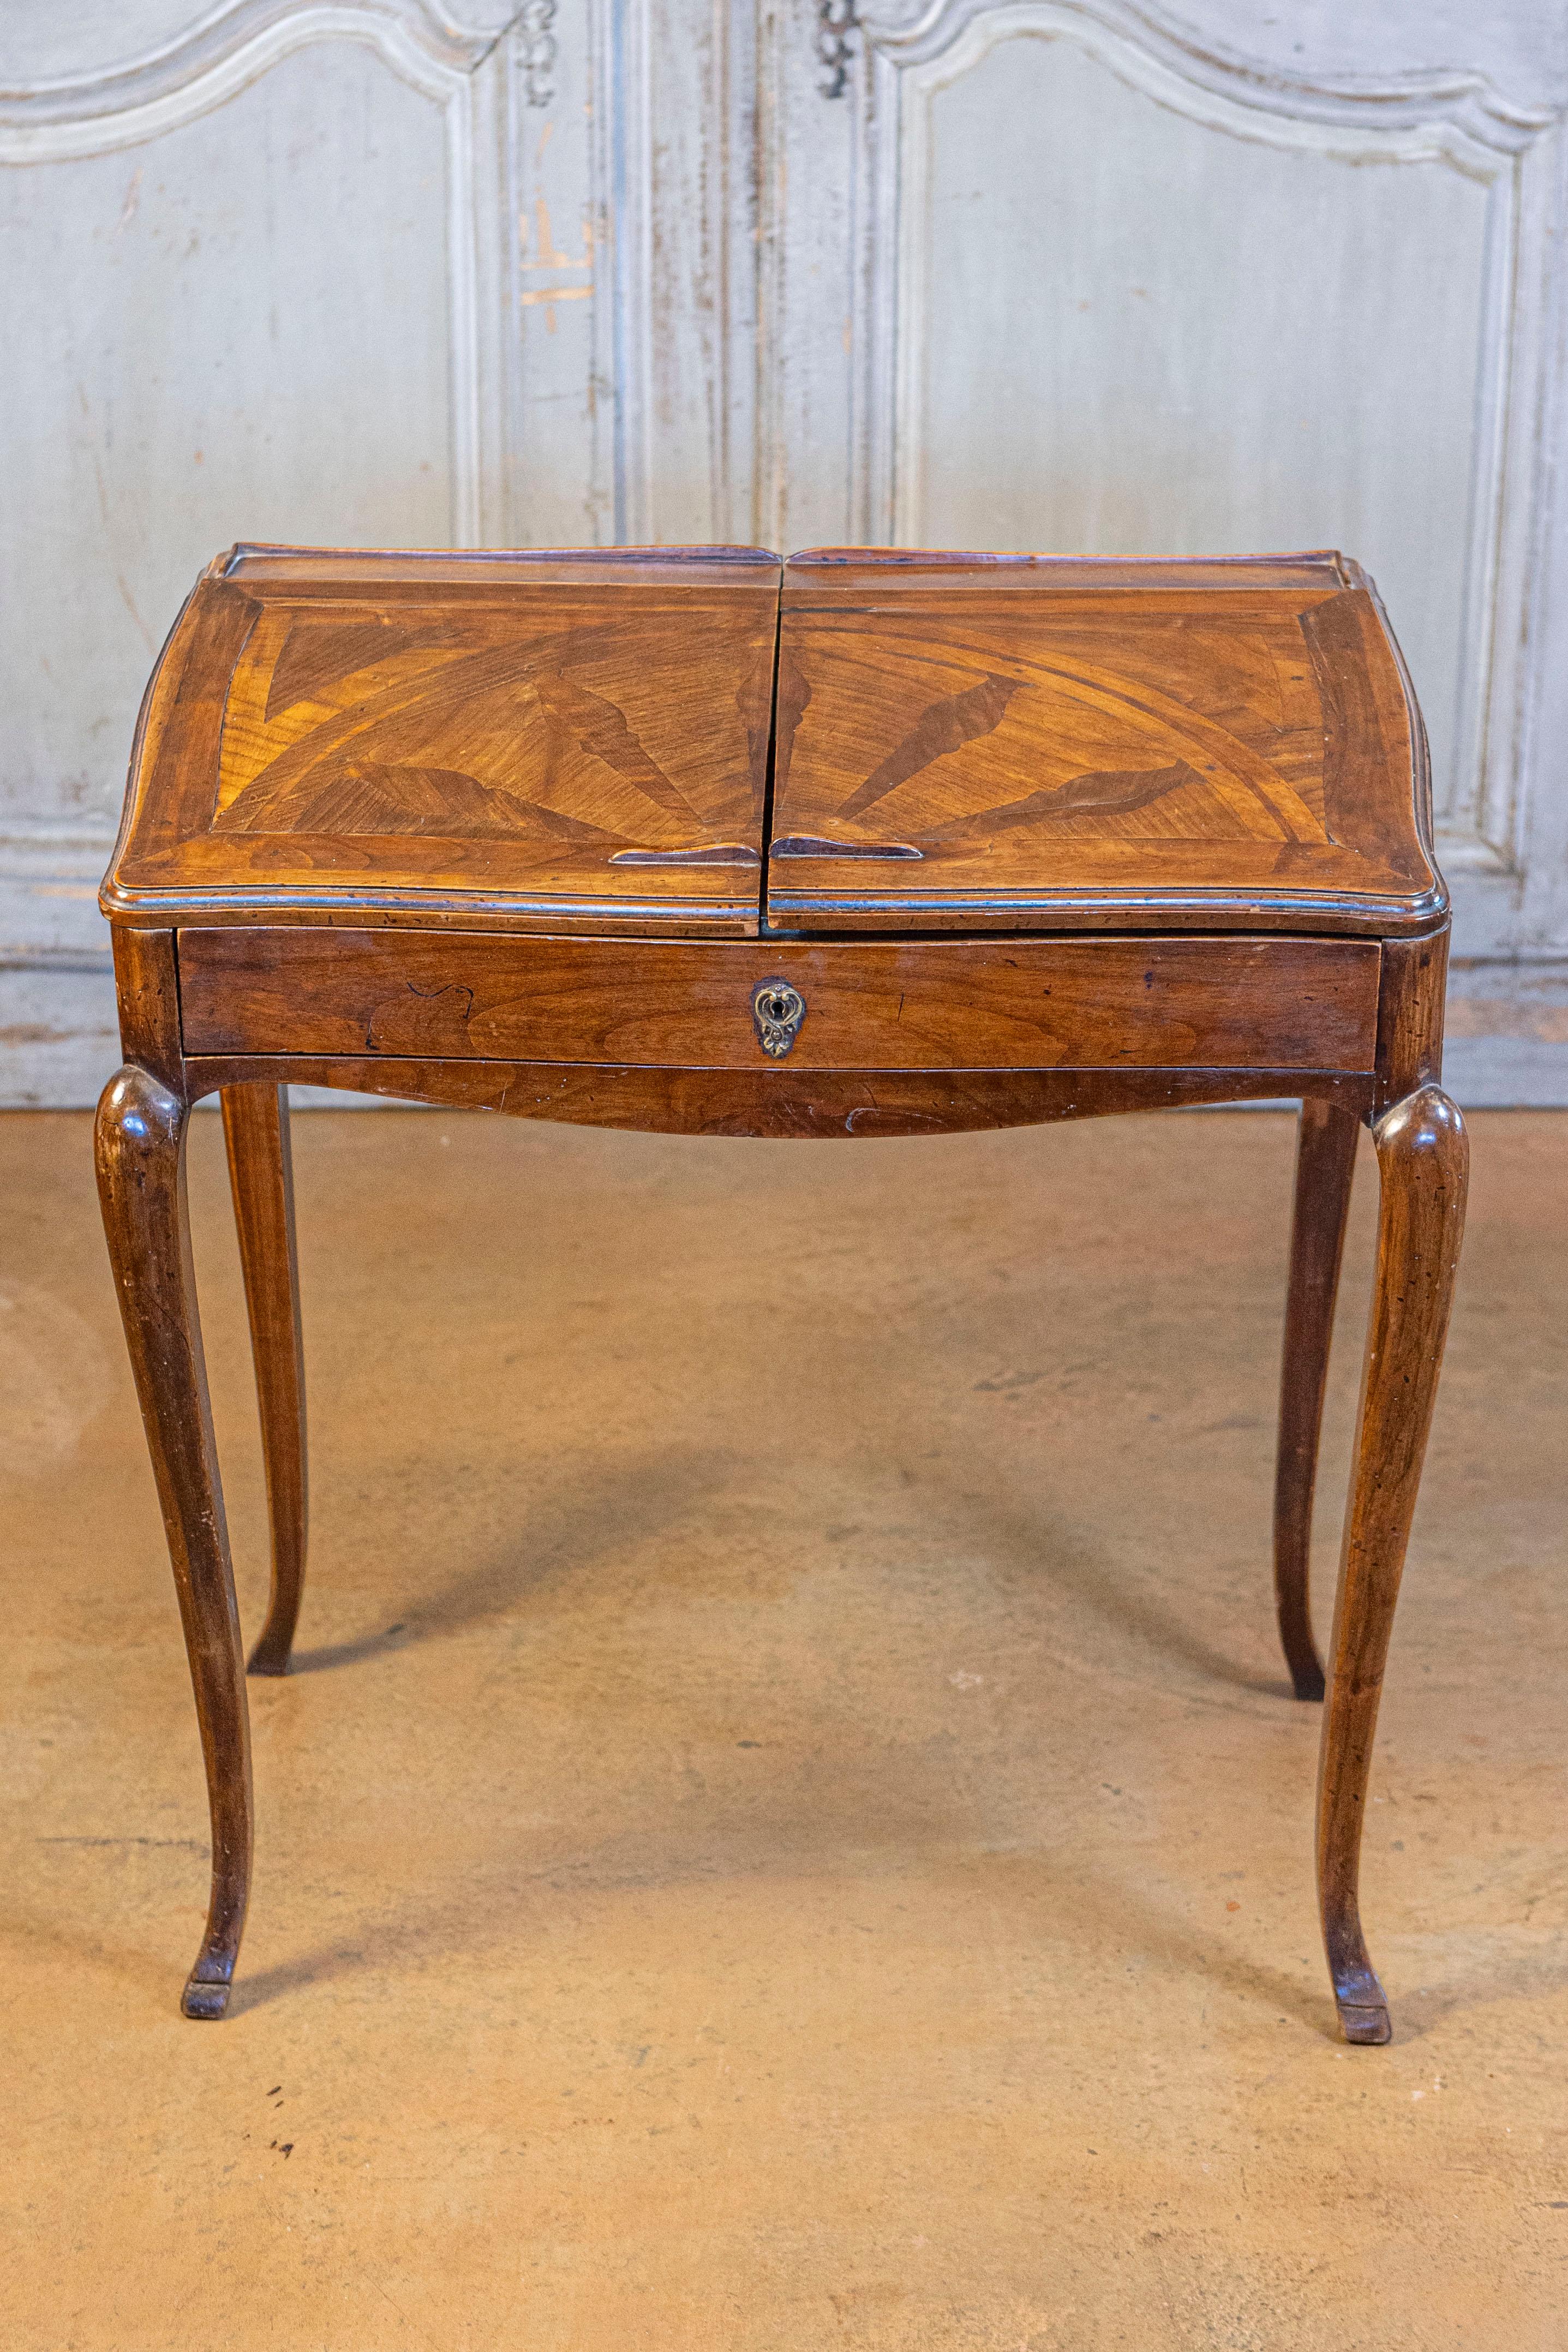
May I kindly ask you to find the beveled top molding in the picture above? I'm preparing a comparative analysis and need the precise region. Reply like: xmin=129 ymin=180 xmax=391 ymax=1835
xmin=857 ymin=0 xmax=1559 ymax=153
xmin=0 ymin=0 xmax=512 ymax=155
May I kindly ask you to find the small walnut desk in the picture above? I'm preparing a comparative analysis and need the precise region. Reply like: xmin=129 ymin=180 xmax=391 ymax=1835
xmin=97 ymin=543 xmax=1467 ymax=2038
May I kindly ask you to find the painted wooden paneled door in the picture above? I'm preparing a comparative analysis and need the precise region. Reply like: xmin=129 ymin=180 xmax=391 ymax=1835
xmin=4 ymin=0 xmax=1566 ymax=1098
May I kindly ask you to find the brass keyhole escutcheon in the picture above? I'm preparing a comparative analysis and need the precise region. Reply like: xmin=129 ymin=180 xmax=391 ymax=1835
xmin=751 ymin=979 xmax=806 ymax=1058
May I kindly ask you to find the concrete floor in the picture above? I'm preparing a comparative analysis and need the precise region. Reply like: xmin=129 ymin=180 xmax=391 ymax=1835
xmin=0 ymin=1104 xmax=1563 ymax=2348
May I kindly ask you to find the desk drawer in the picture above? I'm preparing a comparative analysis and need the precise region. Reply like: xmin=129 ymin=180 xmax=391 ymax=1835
xmin=177 ymin=927 xmax=1380 ymax=1072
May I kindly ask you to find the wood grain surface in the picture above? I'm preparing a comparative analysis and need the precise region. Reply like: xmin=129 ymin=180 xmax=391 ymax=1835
xmin=1274 ymin=1099 xmax=1361 ymax=1703
xmin=768 ymin=549 xmax=1443 ymax=936
xmin=1317 ymin=1083 xmax=1468 ymax=2044
xmin=102 ymin=545 xmax=781 ymax=935
xmin=102 ymin=542 xmax=1443 ymax=945
xmin=184 ymin=1057 xmax=1377 ymax=1137
xmin=220 ymin=1084 xmax=309 ymax=1678
xmin=176 ymin=928 xmax=1381 ymax=1073
xmin=95 ymin=1063 xmax=253 ymax=2020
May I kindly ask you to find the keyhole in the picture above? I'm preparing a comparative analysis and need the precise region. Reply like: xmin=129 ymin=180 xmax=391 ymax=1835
xmin=751 ymin=979 xmax=806 ymax=1057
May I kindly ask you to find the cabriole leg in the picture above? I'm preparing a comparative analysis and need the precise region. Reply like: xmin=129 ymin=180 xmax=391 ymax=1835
xmin=97 ymin=1064 xmax=253 ymax=2019
xmin=1274 ymin=1099 xmax=1361 ymax=1701
xmin=1316 ymin=1085 xmax=1467 ymax=2044
xmin=221 ymin=1084 xmax=309 ymax=1676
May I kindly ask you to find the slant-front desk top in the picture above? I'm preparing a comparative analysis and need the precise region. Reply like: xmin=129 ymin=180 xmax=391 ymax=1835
xmin=103 ymin=543 xmax=1444 ymax=939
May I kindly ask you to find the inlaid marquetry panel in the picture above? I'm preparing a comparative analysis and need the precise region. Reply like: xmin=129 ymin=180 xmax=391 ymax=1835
xmin=767 ymin=550 xmax=1441 ymax=933
xmin=104 ymin=545 xmax=782 ymax=934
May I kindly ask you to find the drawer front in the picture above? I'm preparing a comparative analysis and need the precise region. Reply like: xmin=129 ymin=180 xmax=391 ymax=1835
xmin=177 ymin=927 xmax=1381 ymax=1071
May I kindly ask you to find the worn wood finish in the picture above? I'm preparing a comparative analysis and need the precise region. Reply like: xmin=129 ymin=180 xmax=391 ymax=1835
xmin=185 ymin=1057 xmax=1378 ymax=1137
xmin=1375 ymin=925 xmax=1451 ymax=1112
xmin=220 ymin=1084 xmax=309 ymax=1677
xmin=768 ymin=550 xmax=1443 ymax=936
xmin=97 ymin=541 xmax=1463 ymax=2039
xmin=95 ymin=1064 xmax=253 ymax=2020
xmin=1274 ymin=1099 xmax=1362 ymax=1702
xmin=1316 ymin=1084 xmax=1468 ymax=2043
xmin=103 ymin=546 xmax=782 ymax=935
xmin=177 ymin=928 xmax=1381 ymax=1074
xmin=109 ymin=926 xmax=183 ymax=1093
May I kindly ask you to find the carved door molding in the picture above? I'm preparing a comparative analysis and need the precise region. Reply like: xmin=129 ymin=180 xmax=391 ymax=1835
xmin=0 ymin=0 xmax=516 ymax=543
xmin=819 ymin=0 xmax=1568 ymax=959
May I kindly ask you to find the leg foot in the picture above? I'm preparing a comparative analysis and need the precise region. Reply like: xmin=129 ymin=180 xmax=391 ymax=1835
xmin=181 ymin=1976 xmax=234 ymax=2021
xmin=1274 ymin=1100 xmax=1360 ymax=1702
xmin=1316 ymin=1085 xmax=1467 ymax=2046
xmin=222 ymin=1084 xmax=309 ymax=1675
xmin=97 ymin=1064 xmax=254 ymax=2018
